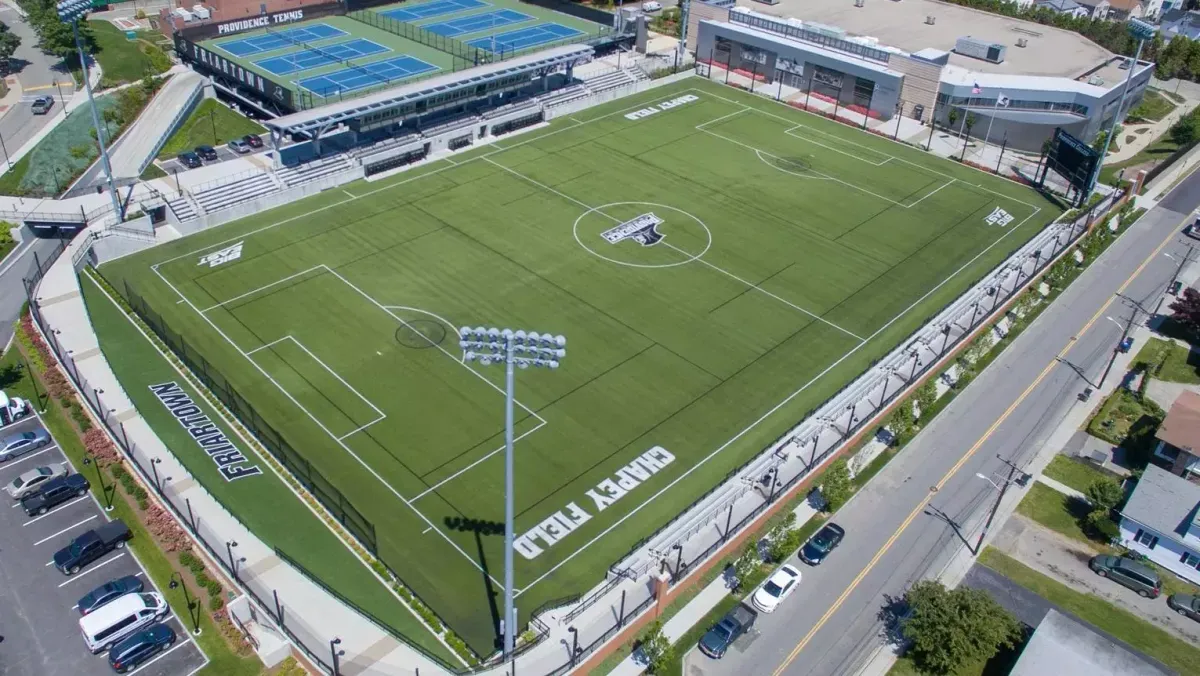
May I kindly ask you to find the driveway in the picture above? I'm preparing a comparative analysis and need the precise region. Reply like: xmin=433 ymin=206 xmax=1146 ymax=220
xmin=991 ymin=514 xmax=1200 ymax=644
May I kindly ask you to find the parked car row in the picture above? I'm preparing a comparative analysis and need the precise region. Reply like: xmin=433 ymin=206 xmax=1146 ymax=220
xmin=176 ymin=135 xmax=264 ymax=168
xmin=1089 ymin=554 xmax=1200 ymax=624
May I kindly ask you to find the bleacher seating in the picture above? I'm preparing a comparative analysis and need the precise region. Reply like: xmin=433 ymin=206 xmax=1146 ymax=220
xmin=166 ymin=196 xmax=197 ymax=222
xmin=353 ymin=133 xmax=421 ymax=160
xmin=482 ymin=99 xmax=539 ymax=119
xmin=420 ymin=115 xmax=480 ymax=138
xmin=581 ymin=69 xmax=647 ymax=95
xmin=537 ymin=85 xmax=588 ymax=109
xmin=192 ymin=173 xmax=278 ymax=215
xmin=277 ymin=156 xmax=353 ymax=188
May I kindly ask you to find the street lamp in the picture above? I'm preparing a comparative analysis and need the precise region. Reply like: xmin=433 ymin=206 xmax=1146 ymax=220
xmin=150 ymin=457 xmax=162 ymax=491
xmin=81 ymin=455 xmax=113 ymax=511
xmin=330 ymin=637 xmax=344 ymax=676
xmin=55 ymin=0 xmax=123 ymax=221
xmin=1089 ymin=18 xmax=1157 ymax=196
xmin=169 ymin=572 xmax=202 ymax=635
xmin=225 ymin=540 xmax=244 ymax=579
xmin=458 ymin=325 xmax=566 ymax=658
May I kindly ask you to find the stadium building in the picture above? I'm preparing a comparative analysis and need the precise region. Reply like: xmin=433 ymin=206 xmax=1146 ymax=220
xmin=689 ymin=0 xmax=1154 ymax=151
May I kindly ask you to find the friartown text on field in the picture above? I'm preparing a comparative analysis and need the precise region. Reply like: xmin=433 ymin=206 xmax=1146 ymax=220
xmin=149 ymin=382 xmax=264 ymax=481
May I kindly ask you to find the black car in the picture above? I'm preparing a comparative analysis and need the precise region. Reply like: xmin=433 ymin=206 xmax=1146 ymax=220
xmin=194 ymin=145 xmax=218 ymax=161
xmin=243 ymin=134 xmax=263 ymax=149
xmin=21 ymin=473 xmax=88 ymax=516
xmin=54 ymin=520 xmax=132 ymax=575
xmin=799 ymin=523 xmax=845 ymax=565
xmin=698 ymin=604 xmax=756 ymax=659
xmin=108 ymin=622 xmax=175 ymax=673
xmin=77 ymin=575 xmax=145 ymax=616
xmin=177 ymin=151 xmax=202 ymax=169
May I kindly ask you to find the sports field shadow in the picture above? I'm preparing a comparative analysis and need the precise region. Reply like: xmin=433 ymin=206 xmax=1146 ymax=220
xmin=445 ymin=516 xmax=504 ymax=649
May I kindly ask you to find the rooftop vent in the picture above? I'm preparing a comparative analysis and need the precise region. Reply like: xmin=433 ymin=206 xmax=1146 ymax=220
xmin=925 ymin=15 xmax=936 ymax=24
xmin=1016 ymin=37 xmax=1028 ymax=47
xmin=1088 ymin=75 xmax=1104 ymax=86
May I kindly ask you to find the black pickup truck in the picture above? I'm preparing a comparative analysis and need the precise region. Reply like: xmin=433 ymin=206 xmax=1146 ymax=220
xmin=21 ymin=473 xmax=89 ymax=516
xmin=698 ymin=603 xmax=757 ymax=659
xmin=54 ymin=520 xmax=131 ymax=575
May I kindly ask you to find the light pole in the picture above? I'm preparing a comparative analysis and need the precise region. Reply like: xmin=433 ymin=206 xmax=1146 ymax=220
xmin=55 ymin=0 xmax=123 ymax=221
xmin=458 ymin=326 xmax=566 ymax=658
xmin=1089 ymin=18 xmax=1157 ymax=196
xmin=330 ymin=637 xmax=344 ymax=676
xmin=169 ymin=572 xmax=202 ymax=635
xmin=82 ymin=456 xmax=113 ymax=511
xmin=973 ymin=456 xmax=1031 ymax=554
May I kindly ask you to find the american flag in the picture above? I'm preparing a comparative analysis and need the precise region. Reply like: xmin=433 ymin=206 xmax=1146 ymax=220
xmin=972 ymin=82 xmax=982 ymax=94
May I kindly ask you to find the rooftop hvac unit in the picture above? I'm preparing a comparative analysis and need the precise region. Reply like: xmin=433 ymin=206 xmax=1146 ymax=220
xmin=191 ymin=5 xmax=210 ymax=19
xmin=855 ymin=0 xmax=865 ymax=6
xmin=926 ymin=15 xmax=936 ymax=24
xmin=1088 ymin=75 xmax=1104 ymax=86
xmin=955 ymin=36 xmax=1006 ymax=64
xmin=1016 ymin=37 xmax=1028 ymax=47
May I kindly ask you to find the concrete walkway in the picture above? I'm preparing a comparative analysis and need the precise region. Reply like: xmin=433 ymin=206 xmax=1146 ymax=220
xmin=1105 ymin=93 xmax=1197 ymax=165
xmin=1036 ymin=475 xmax=1088 ymax=502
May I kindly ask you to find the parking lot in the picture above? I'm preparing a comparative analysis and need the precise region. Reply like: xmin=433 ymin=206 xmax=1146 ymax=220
xmin=156 ymin=136 xmax=268 ymax=176
xmin=0 ymin=413 xmax=208 ymax=676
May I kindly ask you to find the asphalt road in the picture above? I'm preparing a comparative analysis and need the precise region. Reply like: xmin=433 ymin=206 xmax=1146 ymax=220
xmin=0 ymin=236 xmax=65 ymax=350
xmin=689 ymin=173 xmax=1200 ymax=676
xmin=0 ymin=3 xmax=73 ymax=161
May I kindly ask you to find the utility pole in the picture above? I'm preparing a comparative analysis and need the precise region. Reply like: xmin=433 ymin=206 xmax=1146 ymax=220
xmin=974 ymin=456 xmax=1030 ymax=554
xmin=1098 ymin=303 xmax=1140 ymax=389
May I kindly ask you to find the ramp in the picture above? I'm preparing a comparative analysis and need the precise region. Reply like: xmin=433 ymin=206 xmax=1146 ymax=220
xmin=108 ymin=70 xmax=205 ymax=180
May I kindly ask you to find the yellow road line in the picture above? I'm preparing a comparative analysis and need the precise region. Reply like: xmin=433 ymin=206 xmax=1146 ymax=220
xmin=771 ymin=211 xmax=1185 ymax=676
xmin=23 ymin=83 xmax=69 ymax=91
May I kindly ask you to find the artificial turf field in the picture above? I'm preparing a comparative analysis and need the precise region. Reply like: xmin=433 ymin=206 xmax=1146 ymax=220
xmin=96 ymin=78 xmax=1061 ymax=651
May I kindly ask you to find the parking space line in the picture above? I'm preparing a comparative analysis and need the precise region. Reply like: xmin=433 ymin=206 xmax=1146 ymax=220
xmin=23 ymin=497 xmax=92 ymax=527
xmin=57 ymin=553 xmax=126 ymax=587
xmin=0 ymin=446 xmax=61 ymax=469
xmin=31 ymin=514 xmax=97 ymax=543
xmin=125 ymin=639 xmax=194 ymax=675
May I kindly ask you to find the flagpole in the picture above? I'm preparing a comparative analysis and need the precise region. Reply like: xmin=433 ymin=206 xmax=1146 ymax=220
xmin=979 ymin=94 xmax=1002 ymax=160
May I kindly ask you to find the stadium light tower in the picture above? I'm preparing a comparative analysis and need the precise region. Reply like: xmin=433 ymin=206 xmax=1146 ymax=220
xmin=56 ymin=0 xmax=122 ymax=222
xmin=458 ymin=326 xmax=566 ymax=658
xmin=1089 ymin=17 xmax=1157 ymax=196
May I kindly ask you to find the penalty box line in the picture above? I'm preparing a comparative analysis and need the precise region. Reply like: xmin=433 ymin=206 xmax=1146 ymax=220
xmin=480 ymin=157 xmax=866 ymax=344
xmin=151 ymin=261 xmax=534 ymax=588
xmin=245 ymin=334 xmax=387 ymax=441
xmin=515 ymin=195 xmax=1043 ymax=599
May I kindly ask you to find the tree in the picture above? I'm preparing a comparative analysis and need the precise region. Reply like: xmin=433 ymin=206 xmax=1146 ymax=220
xmin=1170 ymin=287 xmax=1200 ymax=339
xmin=0 ymin=23 xmax=21 ymax=74
xmin=901 ymin=581 xmax=1022 ymax=675
xmin=964 ymin=112 xmax=978 ymax=138
xmin=1170 ymin=113 xmax=1200 ymax=147
xmin=1086 ymin=477 xmax=1124 ymax=514
xmin=732 ymin=542 xmax=760 ymax=588
xmin=946 ymin=107 xmax=959 ymax=131
xmin=820 ymin=458 xmax=853 ymax=511
xmin=766 ymin=512 xmax=799 ymax=562
xmin=915 ymin=381 xmax=937 ymax=420
xmin=638 ymin=620 xmax=675 ymax=674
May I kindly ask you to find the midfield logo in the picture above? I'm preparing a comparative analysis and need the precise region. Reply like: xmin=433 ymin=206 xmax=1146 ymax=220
xmin=198 ymin=242 xmax=244 ymax=268
xmin=985 ymin=207 xmax=1014 ymax=227
xmin=601 ymin=213 xmax=665 ymax=247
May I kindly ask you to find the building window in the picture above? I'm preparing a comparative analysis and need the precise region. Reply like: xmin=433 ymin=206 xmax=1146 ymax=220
xmin=1134 ymin=529 xmax=1158 ymax=548
xmin=1182 ymin=552 xmax=1200 ymax=570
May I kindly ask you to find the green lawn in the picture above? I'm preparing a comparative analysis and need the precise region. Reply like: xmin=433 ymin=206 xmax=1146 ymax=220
xmin=1015 ymin=482 xmax=1102 ymax=547
xmin=1041 ymin=455 xmax=1121 ymax=494
xmin=1087 ymin=388 xmax=1164 ymax=469
xmin=158 ymin=99 xmax=266 ymax=159
xmin=77 ymin=273 xmax=457 ymax=665
xmin=1128 ymin=90 xmax=1177 ymax=123
xmin=1100 ymin=130 xmax=1181 ymax=185
xmin=1132 ymin=336 xmax=1200 ymax=385
xmin=979 ymin=549 xmax=1200 ymax=675
xmin=90 ymin=20 xmax=171 ymax=88
xmin=97 ymin=79 xmax=1062 ymax=651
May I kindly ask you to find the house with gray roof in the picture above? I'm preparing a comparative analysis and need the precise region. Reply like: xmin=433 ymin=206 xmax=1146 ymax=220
xmin=1035 ymin=0 xmax=1091 ymax=17
xmin=1118 ymin=464 xmax=1200 ymax=585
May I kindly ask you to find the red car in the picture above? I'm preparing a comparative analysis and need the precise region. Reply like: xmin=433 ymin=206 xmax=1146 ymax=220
xmin=243 ymin=134 xmax=264 ymax=149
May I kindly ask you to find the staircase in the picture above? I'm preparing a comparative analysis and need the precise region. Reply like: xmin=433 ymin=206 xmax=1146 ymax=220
xmin=167 ymin=196 xmax=197 ymax=222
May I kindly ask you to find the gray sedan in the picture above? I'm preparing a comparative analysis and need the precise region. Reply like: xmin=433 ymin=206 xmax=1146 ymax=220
xmin=5 ymin=463 xmax=68 ymax=499
xmin=0 ymin=428 xmax=51 ymax=461
xmin=1168 ymin=594 xmax=1200 ymax=621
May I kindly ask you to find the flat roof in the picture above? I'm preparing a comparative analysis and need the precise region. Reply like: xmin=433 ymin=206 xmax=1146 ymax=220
xmin=750 ymin=0 xmax=1111 ymax=78
xmin=1011 ymin=610 xmax=1170 ymax=676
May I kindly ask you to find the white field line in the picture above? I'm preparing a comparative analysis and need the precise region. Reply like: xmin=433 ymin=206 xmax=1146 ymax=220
xmin=482 ymin=156 xmax=864 ymax=342
xmin=83 ymin=272 xmax=460 ymax=664
xmin=410 ymin=418 xmax=548 ymax=501
xmin=199 ymin=265 xmax=324 ymax=313
xmin=755 ymin=150 xmax=832 ymax=181
xmin=782 ymin=122 xmax=892 ymax=168
xmin=906 ymin=180 xmax=957 ymax=209
xmin=246 ymin=335 xmax=291 ymax=355
xmin=515 ymin=203 xmax=1041 ymax=596
xmin=699 ymin=87 xmax=1042 ymax=211
xmin=149 ymin=264 xmax=506 ymax=586
xmin=245 ymin=334 xmax=388 ymax=439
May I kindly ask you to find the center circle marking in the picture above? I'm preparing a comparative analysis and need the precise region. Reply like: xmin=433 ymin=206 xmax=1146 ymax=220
xmin=572 ymin=201 xmax=712 ymax=269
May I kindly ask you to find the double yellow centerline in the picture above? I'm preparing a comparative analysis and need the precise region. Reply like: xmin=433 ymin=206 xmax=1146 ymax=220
xmin=772 ymin=210 xmax=1187 ymax=676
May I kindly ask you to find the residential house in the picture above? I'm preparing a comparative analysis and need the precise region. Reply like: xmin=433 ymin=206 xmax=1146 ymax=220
xmin=1035 ymin=0 xmax=1092 ymax=18
xmin=1010 ymin=610 xmax=1168 ymax=675
xmin=1162 ymin=9 xmax=1200 ymax=40
xmin=1153 ymin=390 xmax=1200 ymax=482
xmin=1074 ymin=0 xmax=1112 ymax=18
xmin=1106 ymin=0 xmax=1147 ymax=20
xmin=1118 ymin=465 xmax=1200 ymax=585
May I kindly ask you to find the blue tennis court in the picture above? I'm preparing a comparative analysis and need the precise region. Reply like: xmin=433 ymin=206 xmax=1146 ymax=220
xmin=217 ymin=24 xmax=346 ymax=57
xmin=422 ymin=9 xmax=531 ymax=37
xmin=466 ymin=23 xmax=583 ymax=52
xmin=297 ymin=55 xmax=438 ymax=96
xmin=255 ymin=39 xmax=390 ymax=76
xmin=380 ymin=0 xmax=489 ymax=21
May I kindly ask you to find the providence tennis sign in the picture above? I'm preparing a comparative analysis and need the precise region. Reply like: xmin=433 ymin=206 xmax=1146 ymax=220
xmin=149 ymin=382 xmax=263 ymax=481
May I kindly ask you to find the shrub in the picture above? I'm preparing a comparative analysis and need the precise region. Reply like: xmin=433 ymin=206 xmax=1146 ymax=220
xmin=444 ymin=633 xmax=478 ymax=664
xmin=208 ymin=594 xmax=224 ymax=612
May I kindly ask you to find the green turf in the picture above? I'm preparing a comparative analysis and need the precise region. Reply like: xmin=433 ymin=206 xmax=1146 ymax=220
xmin=1041 ymin=455 xmax=1121 ymax=495
xmin=158 ymin=99 xmax=267 ymax=160
xmin=1015 ymin=482 xmax=1101 ymax=547
xmin=1128 ymin=90 xmax=1177 ymax=123
xmin=77 ymin=273 xmax=457 ymax=664
xmin=1132 ymin=336 xmax=1200 ymax=385
xmin=90 ymin=20 xmax=171 ymax=88
xmin=98 ymin=79 xmax=1062 ymax=651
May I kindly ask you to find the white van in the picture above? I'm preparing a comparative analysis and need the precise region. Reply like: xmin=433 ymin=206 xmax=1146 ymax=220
xmin=79 ymin=592 xmax=168 ymax=654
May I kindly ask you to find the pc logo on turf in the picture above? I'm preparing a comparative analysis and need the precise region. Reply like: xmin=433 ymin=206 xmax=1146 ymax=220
xmin=601 ymin=213 xmax=665 ymax=247
xmin=198 ymin=242 xmax=244 ymax=268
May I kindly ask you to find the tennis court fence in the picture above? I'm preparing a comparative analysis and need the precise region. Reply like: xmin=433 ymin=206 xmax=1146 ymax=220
xmin=350 ymin=9 xmax=489 ymax=66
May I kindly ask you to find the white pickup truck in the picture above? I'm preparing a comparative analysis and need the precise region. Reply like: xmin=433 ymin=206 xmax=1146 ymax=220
xmin=0 ymin=391 xmax=31 ymax=427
